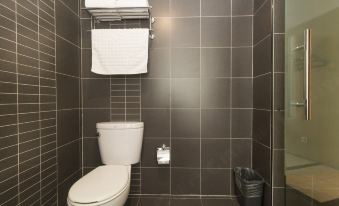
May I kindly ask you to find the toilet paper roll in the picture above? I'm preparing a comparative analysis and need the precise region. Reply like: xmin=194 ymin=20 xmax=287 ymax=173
xmin=157 ymin=148 xmax=170 ymax=165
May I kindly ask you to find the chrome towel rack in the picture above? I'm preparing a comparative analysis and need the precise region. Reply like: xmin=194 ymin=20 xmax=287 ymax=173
xmin=83 ymin=6 xmax=155 ymax=39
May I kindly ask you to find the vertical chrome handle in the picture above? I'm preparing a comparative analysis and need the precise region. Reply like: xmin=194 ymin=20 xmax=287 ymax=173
xmin=304 ymin=29 xmax=311 ymax=120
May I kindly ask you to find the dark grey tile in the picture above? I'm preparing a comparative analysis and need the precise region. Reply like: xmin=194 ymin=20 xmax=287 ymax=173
xmin=150 ymin=18 xmax=170 ymax=48
xmin=253 ymin=109 xmax=271 ymax=147
xmin=148 ymin=0 xmax=170 ymax=17
xmin=202 ymin=169 xmax=230 ymax=195
xmin=0 ymin=0 xmax=15 ymax=10
xmin=273 ymin=150 xmax=284 ymax=187
xmin=273 ymin=111 xmax=284 ymax=149
xmin=141 ymin=168 xmax=170 ymax=194
xmin=171 ymin=109 xmax=200 ymax=138
xmin=57 ymin=74 xmax=80 ymax=109
xmin=172 ymin=139 xmax=200 ymax=168
xmin=263 ymin=183 xmax=272 ymax=206
xmin=171 ymin=168 xmax=200 ymax=195
xmin=171 ymin=18 xmax=200 ymax=47
xmin=253 ymin=74 xmax=271 ymax=109
xmin=171 ymin=198 xmax=202 ymax=206
xmin=253 ymin=1 xmax=272 ymax=44
xmin=59 ymin=0 xmax=78 ymax=14
xmin=141 ymin=109 xmax=170 ymax=138
xmin=202 ymin=139 xmax=230 ymax=168
xmin=232 ymin=47 xmax=252 ymax=78
xmin=232 ymin=78 xmax=253 ymax=108
xmin=201 ymin=48 xmax=231 ymax=78
xmin=202 ymin=17 xmax=231 ymax=47
xmin=0 ymin=155 xmax=17 ymax=172
xmin=83 ymin=79 xmax=110 ymax=108
xmin=171 ymin=0 xmax=200 ymax=17
xmin=231 ymin=139 xmax=251 ymax=168
xmin=273 ymin=188 xmax=285 ymax=206
xmin=58 ymin=171 xmax=81 ymax=206
xmin=231 ymin=109 xmax=252 ymax=139
xmin=202 ymin=109 xmax=230 ymax=139
xmin=83 ymin=138 xmax=102 ymax=167
xmin=83 ymin=109 xmax=110 ymax=137
xmin=57 ymin=141 xmax=80 ymax=182
xmin=252 ymin=141 xmax=271 ymax=184
xmin=202 ymin=78 xmax=230 ymax=108
xmin=124 ymin=197 xmax=140 ymax=206
xmin=56 ymin=36 xmax=80 ymax=77
xmin=254 ymin=0 xmax=266 ymax=13
xmin=0 ymin=135 xmax=17 ymax=150
xmin=141 ymin=138 xmax=170 ymax=167
xmin=0 ymin=93 xmax=17 ymax=105
xmin=139 ymin=197 xmax=170 ymax=206
xmin=273 ymin=0 xmax=285 ymax=33
xmin=0 ymin=145 xmax=18 ymax=161
xmin=171 ymin=78 xmax=200 ymax=108
xmin=145 ymin=48 xmax=170 ymax=78
xmin=202 ymin=0 xmax=231 ymax=16
xmin=57 ymin=109 xmax=80 ymax=146
xmin=274 ymin=73 xmax=284 ymax=111
xmin=171 ymin=48 xmax=200 ymax=78
xmin=81 ymin=19 xmax=91 ymax=48
xmin=141 ymin=79 xmax=170 ymax=108
xmin=232 ymin=16 xmax=252 ymax=47
xmin=232 ymin=0 xmax=253 ymax=15
xmin=274 ymin=34 xmax=285 ymax=73
xmin=253 ymin=35 xmax=272 ymax=76
xmin=56 ymin=0 xmax=79 ymax=45
xmin=201 ymin=198 xmax=236 ymax=206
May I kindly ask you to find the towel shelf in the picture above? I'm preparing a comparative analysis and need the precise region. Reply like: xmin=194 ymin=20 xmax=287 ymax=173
xmin=83 ymin=6 xmax=155 ymax=39
xmin=84 ymin=7 xmax=151 ymax=21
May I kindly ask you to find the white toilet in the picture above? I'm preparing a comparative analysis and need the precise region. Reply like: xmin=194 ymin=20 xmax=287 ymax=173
xmin=67 ymin=122 xmax=144 ymax=206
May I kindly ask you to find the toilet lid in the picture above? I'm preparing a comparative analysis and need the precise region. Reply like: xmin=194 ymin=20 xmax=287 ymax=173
xmin=68 ymin=165 xmax=129 ymax=204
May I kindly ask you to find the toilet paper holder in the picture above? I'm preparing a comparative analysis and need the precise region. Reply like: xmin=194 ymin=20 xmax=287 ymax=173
xmin=156 ymin=144 xmax=170 ymax=165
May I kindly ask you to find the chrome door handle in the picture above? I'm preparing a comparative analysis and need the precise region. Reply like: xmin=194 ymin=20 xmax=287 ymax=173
xmin=290 ymin=102 xmax=305 ymax=107
xmin=304 ymin=28 xmax=311 ymax=120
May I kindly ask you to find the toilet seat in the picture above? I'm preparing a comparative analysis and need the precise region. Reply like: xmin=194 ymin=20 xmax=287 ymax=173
xmin=68 ymin=165 xmax=130 ymax=205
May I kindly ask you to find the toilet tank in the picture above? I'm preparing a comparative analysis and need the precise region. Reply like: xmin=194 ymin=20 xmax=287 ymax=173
xmin=96 ymin=122 xmax=144 ymax=165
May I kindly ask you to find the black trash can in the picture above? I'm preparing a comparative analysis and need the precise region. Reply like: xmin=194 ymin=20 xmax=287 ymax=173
xmin=234 ymin=167 xmax=264 ymax=206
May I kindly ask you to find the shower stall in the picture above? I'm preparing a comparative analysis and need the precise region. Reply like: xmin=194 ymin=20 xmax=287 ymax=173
xmin=285 ymin=0 xmax=339 ymax=205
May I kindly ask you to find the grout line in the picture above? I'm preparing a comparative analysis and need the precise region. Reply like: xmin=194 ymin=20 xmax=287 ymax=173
xmin=14 ymin=0 xmax=21 ymax=203
xmin=38 ymin=1 xmax=43 ymax=203
xmin=199 ymin=0 xmax=202 ymax=197
xmin=53 ymin=0 xmax=59 ymax=204
xmin=168 ymin=0 xmax=172 ymax=196
xmin=230 ymin=0 xmax=233 ymax=196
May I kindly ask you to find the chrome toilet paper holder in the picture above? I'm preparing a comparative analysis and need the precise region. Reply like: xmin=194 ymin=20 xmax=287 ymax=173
xmin=157 ymin=144 xmax=170 ymax=165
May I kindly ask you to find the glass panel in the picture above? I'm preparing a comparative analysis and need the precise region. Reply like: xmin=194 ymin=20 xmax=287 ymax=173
xmin=285 ymin=0 xmax=339 ymax=205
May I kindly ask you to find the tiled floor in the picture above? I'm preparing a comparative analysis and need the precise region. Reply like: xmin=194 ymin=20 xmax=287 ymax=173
xmin=125 ymin=196 xmax=239 ymax=206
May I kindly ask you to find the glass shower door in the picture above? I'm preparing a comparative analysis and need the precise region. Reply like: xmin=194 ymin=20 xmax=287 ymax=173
xmin=285 ymin=1 xmax=339 ymax=205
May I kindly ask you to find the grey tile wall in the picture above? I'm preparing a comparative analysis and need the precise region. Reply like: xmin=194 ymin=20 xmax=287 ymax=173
xmin=0 ymin=0 xmax=80 ymax=205
xmin=0 ymin=0 xmax=59 ymax=205
xmin=252 ymin=0 xmax=275 ymax=205
xmin=272 ymin=0 xmax=285 ymax=206
xmin=55 ymin=0 xmax=81 ymax=205
xmin=80 ymin=0 xmax=253 ymax=198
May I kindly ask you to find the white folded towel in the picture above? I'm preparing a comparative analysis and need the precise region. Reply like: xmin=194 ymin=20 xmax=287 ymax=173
xmin=91 ymin=29 xmax=149 ymax=75
xmin=85 ymin=0 xmax=149 ymax=8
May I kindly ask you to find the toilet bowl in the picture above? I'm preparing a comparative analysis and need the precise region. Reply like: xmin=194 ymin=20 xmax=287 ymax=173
xmin=67 ymin=165 xmax=131 ymax=206
xmin=67 ymin=122 xmax=144 ymax=206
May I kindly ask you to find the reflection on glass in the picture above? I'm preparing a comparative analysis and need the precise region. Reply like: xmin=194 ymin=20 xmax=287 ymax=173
xmin=285 ymin=0 xmax=339 ymax=205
